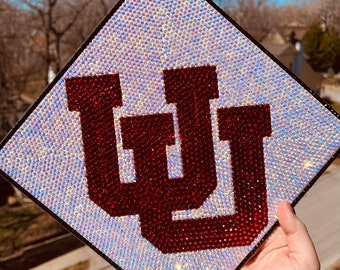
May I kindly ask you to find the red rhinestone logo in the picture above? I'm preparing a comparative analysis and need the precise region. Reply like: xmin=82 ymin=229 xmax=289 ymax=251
xmin=66 ymin=65 xmax=271 ymax=253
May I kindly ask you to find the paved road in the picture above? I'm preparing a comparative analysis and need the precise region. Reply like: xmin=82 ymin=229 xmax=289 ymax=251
xmin=296 ymin=159 xmax=340 ymax=270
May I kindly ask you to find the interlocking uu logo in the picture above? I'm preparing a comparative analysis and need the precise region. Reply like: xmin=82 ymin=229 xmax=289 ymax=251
xmin=66 ymin=65 xmax=272 ymax=253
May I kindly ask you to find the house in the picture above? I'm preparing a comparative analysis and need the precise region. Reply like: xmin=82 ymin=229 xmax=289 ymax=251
xmin=261 ymin=25 xmax=308 ymax=45
xmin=262 ymin=42 xmax=323 ymax=94
xmin=260 ymin=25 xmax=323 ymax=95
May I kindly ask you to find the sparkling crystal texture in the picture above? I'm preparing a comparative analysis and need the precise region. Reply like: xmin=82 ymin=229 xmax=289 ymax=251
xmin=0 ymin=0 xmax=340 ymax=269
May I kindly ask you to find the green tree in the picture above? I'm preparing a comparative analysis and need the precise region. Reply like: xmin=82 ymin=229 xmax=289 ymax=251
xmin=303 ymin=21 xmax=340 ymax=72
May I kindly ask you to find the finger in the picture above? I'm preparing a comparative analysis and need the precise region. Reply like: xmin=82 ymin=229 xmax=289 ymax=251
xmin=243 ymin=226 xmax=286 ymax=267
xmin=277 ymin=201 xmax=319 ymax=266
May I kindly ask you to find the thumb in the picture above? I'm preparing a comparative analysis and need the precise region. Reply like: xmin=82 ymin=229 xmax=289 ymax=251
xmin=277 ymin=200 xmax=320 ymax=268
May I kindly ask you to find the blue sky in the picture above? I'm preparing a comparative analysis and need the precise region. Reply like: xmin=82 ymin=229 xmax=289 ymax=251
xmin=218 ymin=0 xmax=313 ymax=6
xmin=272 ymin=0 xmax=295 ymax=5
xmin=215 ymin=0 xmax=312 ymax=7
xmin=269 ymin=0 xmax=312 ymax=5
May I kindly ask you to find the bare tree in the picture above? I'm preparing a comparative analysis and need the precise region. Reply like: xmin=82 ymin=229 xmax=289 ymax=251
xmin=312 ymin=0 xmax=340 ymax=33
xmin=0 ymin=0 xmax=119 ymax=205
xmin=223 ymin=0 xmax=279 ymax=41
xmin=277 ymin=2 xmax=316 ymax=27
xmin=0 ymin=0 xmax=43 ymax=139
xmin=63 ymin=0 xmax=119 ymax=58
xmin=22 ymin=0 xmax=92 ymax=84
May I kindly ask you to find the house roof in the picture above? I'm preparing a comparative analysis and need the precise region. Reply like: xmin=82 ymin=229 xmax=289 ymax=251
xmin=261 ymin=25 xmax=308 ymax=44
xmin=262 ymin=42 xmax=293 ymax=57
xmin=281 ymin=25 xmax=308 ymax=41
